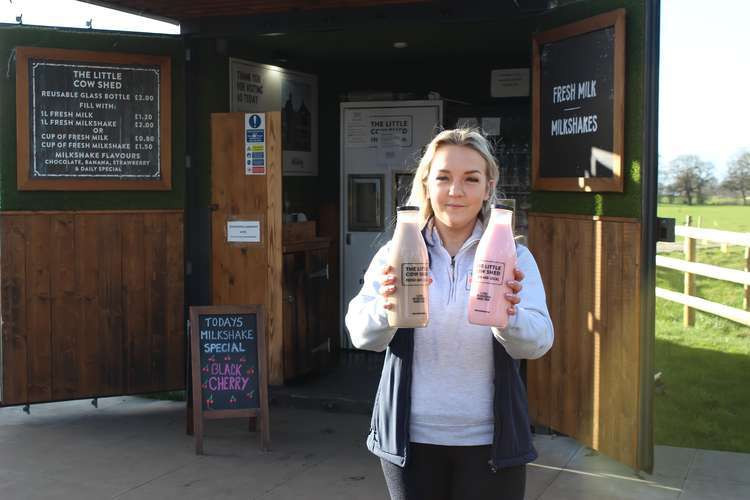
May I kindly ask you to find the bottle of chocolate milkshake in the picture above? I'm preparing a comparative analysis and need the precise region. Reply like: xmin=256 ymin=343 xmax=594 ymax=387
xmin=387 ymin=206 xmax=430 ymax=328
xmin=468 ymin=204 xmax=517 ymax=328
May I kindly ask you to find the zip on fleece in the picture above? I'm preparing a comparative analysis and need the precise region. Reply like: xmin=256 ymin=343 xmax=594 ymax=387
xmin=444 ymin=237 xmax=479 ymax=304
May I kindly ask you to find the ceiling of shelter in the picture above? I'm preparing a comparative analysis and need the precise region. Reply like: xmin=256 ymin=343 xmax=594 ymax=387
xmin=81 ymin=0 xmax=563 ymax=65
xmin=82 ymin=0 xmax=433 ymax=21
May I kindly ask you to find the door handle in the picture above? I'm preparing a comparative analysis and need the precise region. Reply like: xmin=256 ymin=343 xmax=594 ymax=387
xmin=346 ymin=233 xmax=351 ymax=245
xmin=311 ymin=338 xmax=331 ymax=354
xmin=308 ymin=265 xmax=329 ymax=280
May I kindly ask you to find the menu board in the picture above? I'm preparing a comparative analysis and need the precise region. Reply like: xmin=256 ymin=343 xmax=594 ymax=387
xmin=531 ymin=10 xmax=625 ymax=192
xmin=16 ymin=47 xmax=171 ymax=190
xmin=189 ymin=305 xmax=269 ymax=454
xmin=197 ymin=312 xmax=260 ymax=411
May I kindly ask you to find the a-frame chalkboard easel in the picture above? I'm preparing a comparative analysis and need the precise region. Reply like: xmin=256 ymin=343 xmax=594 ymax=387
xmin=189 ymin=305 xmax=270 ymax=454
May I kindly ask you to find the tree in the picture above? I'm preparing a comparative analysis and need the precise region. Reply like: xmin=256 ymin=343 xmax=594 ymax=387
xmin=657 ymin=155 xmax=677 ymax=203
xmin=667 ymin=155 xmax=716 ymax=205
xmin=722 ymin=151 xmax=750 ymax=205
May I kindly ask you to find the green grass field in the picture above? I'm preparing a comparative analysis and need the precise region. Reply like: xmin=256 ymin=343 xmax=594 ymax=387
xmin=655 ymin=204 xmax=750 ymax=452
xmin=658 ymin=203 xmax=750 ymax=232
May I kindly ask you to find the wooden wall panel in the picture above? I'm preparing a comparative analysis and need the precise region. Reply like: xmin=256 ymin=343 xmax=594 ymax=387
xmin=76 ymin=215 xmax=102 ymax=396
xmin=1 ymin=218 xmax=28 ymax=404
xmin=527 ymin=212 xmax=642 ymax=470
xmin=211 ymin=112 xmax=283 ymax=385
xmin=50 ymin=215 xmax=79 ymax=400
xmin=123 ymin=215 xmax=149 ymax=392
xmin=166 ymin=218 xmax=186 ymax=389
xmin=0 ymin=211 xmax=184 ymax=406
xmin=144 ymin=214 xmax=168 ymax=392
xmin=26 ymin=217 xmax=52 ymax=401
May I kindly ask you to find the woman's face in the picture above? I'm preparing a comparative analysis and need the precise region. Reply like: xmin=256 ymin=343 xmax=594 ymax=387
xmin=426 ymin=144 xmax=491 ymax=232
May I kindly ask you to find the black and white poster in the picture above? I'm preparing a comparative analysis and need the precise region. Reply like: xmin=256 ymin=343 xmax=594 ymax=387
xmin=229 ymin=58 xmax=318 ymax=176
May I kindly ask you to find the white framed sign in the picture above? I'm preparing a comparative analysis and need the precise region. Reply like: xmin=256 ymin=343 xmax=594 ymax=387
xmin=229 ymin=58 xmax=318 ymax=176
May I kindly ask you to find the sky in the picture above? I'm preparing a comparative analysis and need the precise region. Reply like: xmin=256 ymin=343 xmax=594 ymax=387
xmin=1 ymin=0 xmax=746 ymax=180
xmin=0 ymin=0 xmax=179 ymax=34
xmin=659 ymin=0 xmax=749 ymax=179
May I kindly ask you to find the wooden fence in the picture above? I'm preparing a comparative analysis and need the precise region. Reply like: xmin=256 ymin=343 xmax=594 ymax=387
xmin=655 ymin=216 xmax=750 ymax=327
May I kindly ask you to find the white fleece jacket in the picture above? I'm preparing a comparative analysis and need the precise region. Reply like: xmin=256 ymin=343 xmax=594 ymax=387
xmin=345 ymin=220 xmax=554 ymax=446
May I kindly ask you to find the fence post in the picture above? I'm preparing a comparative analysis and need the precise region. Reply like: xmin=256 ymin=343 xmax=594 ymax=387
xmin=684 ymin=215 xmax=696 ymax=326
xmin=744 ymin=246 xmax=750 ymax=312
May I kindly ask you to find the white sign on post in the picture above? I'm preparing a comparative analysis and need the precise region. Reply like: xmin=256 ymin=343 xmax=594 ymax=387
xmin=227 ymin=220 xmax=261 ymax=243
xmin=245 ymin=113 xmax=266 ymax=175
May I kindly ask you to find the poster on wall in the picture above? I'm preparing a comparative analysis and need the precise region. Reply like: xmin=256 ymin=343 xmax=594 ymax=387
xmin=229 ymin=58 xmax=318 ymax=176
xmin=15 ymin=47 xmax=171 ymax=191
xmin=531 ymin=9 xmax=625 ymax=192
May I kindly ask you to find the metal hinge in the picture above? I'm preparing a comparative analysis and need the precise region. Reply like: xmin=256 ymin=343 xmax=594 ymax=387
xmin=185 ymin=48 xmax=192 ymax=62
xmin=185 ymin=154 xmax=192 ymax=169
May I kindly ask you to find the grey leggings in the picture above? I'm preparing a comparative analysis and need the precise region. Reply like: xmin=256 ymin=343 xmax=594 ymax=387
xmin=380 ymin=443 xmax=526 ymax=500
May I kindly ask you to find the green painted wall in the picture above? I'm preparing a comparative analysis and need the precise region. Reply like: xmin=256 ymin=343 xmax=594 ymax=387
xmin=0 ymin=25 xmax=185 ymax=210
xmin=529 ymin=0 xmax=645 ymax=218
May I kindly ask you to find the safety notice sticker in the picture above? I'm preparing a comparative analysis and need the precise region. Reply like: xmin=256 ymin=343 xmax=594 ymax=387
xmin=245 ymin=113 xmax=266 ymax=175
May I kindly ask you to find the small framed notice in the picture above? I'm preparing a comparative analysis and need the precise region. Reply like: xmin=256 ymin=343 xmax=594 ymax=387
xmin=15 ymin=47 xmax=171 ymax=191
xmin=531 ymin=9 xmax=626 ymax=192
xmin=227 ymin=220 xmax=260 ymax=243
xmin=190 ymin=305 xmax=270 ymax=454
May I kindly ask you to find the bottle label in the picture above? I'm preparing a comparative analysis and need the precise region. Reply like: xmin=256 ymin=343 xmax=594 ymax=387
xmin=401 ymin=263 xmax=429 ymax=286
xmin=474 ymin=260 xmax=505 ymax=285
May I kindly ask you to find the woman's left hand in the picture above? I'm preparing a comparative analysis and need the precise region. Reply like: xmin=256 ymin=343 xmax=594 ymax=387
xmin=505 ymin=268 xmax=524 ymax=316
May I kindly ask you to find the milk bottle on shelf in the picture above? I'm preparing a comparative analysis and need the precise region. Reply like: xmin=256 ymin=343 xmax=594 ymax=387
xmin=468 ymin=204 xmax=517 ymax=328
xmin=387 ymin=206 xmax=430 ymax=328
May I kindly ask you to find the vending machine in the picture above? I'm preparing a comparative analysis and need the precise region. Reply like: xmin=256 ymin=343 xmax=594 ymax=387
xmin=339 ymin=100 xmax=443 ymax=348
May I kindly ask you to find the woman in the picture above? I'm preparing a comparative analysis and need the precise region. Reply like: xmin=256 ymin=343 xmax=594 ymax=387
xmin=345 ymin=128 xmax=554 ymax=500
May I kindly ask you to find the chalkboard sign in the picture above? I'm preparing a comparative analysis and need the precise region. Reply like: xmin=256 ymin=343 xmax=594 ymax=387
xmin=532 ymin=9 xmax=625 ymax=192
xmin=190 ymin=305 xmax=270 ymax=454
xmin=15 ymin=47 xmax=171 ymax=191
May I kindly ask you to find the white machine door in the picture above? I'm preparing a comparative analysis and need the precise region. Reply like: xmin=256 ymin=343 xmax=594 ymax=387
xmin=340 ymin=101 xmax=442 ymax=348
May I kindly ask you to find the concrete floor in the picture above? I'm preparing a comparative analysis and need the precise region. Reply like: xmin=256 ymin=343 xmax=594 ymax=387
xmin=1 ymin=397 xmax=749 ymax=499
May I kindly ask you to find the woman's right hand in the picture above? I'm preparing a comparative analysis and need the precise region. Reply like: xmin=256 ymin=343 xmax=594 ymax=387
xmin=380 ymin=265 xmax=397 ymax=310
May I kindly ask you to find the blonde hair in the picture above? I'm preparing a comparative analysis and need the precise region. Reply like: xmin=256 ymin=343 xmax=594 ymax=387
xmin=406 ymin=128 xmax=500 ymax=227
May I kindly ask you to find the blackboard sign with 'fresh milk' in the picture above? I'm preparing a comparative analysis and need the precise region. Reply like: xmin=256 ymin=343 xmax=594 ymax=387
xmin=531 ymin=9 xmax=626 ymax=192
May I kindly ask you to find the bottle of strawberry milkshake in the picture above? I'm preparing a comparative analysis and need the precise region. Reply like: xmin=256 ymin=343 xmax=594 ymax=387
xmin=468 ymin=204 xmax=516 ymax=328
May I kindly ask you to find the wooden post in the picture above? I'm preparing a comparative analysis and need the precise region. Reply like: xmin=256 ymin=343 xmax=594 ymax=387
xmin=684 ymin=215 xmax=696 ymax=327
xmin=744 ymin=246 xmax=750 ymax=311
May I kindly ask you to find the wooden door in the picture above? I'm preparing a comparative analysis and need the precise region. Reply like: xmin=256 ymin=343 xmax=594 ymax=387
xmin=527 ymin=213 xmax=645 ymax=470
xmin=282 ymin=241 xmax=334 ymax=381
xmin=524 ymin=4 xmax=657 ymax=473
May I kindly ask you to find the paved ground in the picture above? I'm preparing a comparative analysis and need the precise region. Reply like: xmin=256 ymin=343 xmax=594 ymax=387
xmin=1 ymin=397 xmax=749 ymax=499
